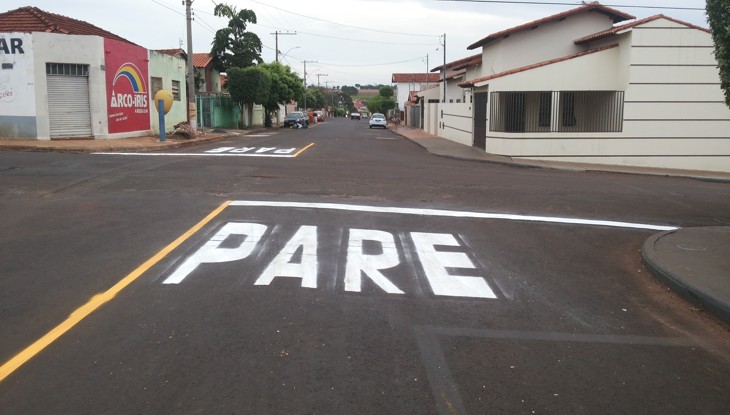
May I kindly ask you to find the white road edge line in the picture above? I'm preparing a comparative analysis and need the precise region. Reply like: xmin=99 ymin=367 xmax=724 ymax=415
xmin=230 ymin=200 xmax=678 ymax=231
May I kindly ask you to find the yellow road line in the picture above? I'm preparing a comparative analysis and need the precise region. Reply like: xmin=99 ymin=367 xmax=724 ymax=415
xmin=0 ymin=200 xmax=232 ymax=382
xmin=293 ymin=142 xmax=315 ymax=157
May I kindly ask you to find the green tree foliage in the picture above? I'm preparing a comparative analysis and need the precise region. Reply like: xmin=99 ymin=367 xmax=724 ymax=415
xmin=227 ymin=66 xmax=271 ymax=128
xmin=306 ymin=89 xmax=326 ymax=110
xmin=258 ymin=62 xmax=305 ymax=127
xmin=366 ymin=95 xmax=396 ymax=115
xmin=211 ymin=4 xmax=262 ymax=72
xmin=379 ymin=85 xmax=394 ymax=98
xmin=707 ymin=0 xmax=730 ymax=107
xmin=341 ymin=85 xmax=358 ymax=97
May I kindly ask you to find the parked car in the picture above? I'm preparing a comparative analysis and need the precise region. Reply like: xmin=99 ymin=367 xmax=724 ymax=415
xmin=283 ymin=111 xmax=308 ymax=128
xmin=369 ymin=113 xmax=387 ymax=129
xmin=351 ymin=112 xmax=361 ymax=120
xmin=314 ymin=111 xmax=324 ymax=122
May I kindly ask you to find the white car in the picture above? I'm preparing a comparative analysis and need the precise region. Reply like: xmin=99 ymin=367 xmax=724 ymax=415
xmin=369 ymin=113 xmax=387 ymax=129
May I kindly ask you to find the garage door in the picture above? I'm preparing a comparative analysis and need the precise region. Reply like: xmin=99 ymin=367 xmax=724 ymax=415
xmin=46 ymin=63 xmax=92 ymax=138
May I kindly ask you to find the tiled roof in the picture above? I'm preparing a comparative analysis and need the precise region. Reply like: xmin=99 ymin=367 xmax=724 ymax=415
xmin=460 ymin=44 xmax=618 ymax=88
xmin=574 ymin=14 xmax=711 ymax=45
xmin=193 ymin=53 xmax=213 ymax=68
xmin=391 ymin=73 xmax=441 ymax=83
xmin=467 ymin=2 xmax=634 ymax=50
xmin=431 ymin=53 xmax=482 ymax=72
xmin=0 ymin=6 xmax=133 ymax=44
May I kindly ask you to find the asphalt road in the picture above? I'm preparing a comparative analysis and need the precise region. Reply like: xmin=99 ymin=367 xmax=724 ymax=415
xmin=1 ymin=117 xmax=730 ymax=414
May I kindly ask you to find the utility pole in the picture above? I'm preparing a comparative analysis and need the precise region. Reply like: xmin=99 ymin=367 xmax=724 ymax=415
xmin=426 ymin=54 xmax=430 ymax=87
xmin=315 ymin=73 xmax=328 ymax=87
xmin=302 ymin=60 xmax=317 ymax=110
xmin=185 ymin=0 xmax=196 ymax=137
xmin=271 ymin=31 xmax=296 ymax=63
xmin=441 ymin=33 xmax=447 ymax=103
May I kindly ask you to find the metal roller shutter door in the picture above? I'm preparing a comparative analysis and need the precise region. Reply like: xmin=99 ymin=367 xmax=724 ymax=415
xmin=47 ymin=75 xmax=92 ymax=138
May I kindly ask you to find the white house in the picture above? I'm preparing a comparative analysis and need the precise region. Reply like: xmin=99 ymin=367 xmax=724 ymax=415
xmin=392 ymin=73 xmax=441 ymax=111
xmin=430 ymin=53 xmax=482 ymax=104
xmin=421 ymin=2 xmax=730 ymax=173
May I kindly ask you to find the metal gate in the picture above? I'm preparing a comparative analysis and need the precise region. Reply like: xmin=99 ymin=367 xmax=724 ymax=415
xmin=46 ymin=64 xmax=92 ymax=138
xmin=408 ymin=105 xmax=421 ymax=128
xmin=473 ymin=92 xmax=487 ymax=149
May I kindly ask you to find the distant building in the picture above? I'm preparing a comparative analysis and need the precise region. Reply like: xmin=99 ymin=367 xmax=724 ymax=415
xmin=391 ymin=73 xmax=441 ymax=112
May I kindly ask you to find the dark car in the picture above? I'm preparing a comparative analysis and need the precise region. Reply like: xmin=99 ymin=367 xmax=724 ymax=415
xmin=283 ymin=111 xmax=308 ymax=128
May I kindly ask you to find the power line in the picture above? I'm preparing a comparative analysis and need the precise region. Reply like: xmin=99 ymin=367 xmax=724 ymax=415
xmin=435 ymin=0 xmax=705 ymax=11
xmin=149 ymin=0 xmax=185 ymax=16
xmin=315 ymin=56 xmax=428 ymax=68
xmin=295 ymin=30 xmax=438 ymax=46
xmin=246 ymin=0 xmax=436 ymax=37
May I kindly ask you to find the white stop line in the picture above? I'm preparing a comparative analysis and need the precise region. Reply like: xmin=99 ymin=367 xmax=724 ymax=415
xmin=229 ymin=200 xmax=678 ymax=231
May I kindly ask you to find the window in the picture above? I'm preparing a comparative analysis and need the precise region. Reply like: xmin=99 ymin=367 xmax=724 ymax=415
xmin=538 ymin=92 xmax=551 ymax=127
xmin=561 ymin=92 xmax=576 ymax=127
xmin=171 ymin=80 xmax=180 ymax=101
xmin=490 ymin=90 xmax=624 ymax=133
xmin=504 ymin=92 xmax=526 ymax=132
xmin=151 ymin=77 xmax=163 ymax=97
xmin=45 ymin=63 xmax=89 ymax=76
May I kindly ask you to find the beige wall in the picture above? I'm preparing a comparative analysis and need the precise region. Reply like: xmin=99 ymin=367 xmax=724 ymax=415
xmin=478 ymin=12 xmax=614 ymax=77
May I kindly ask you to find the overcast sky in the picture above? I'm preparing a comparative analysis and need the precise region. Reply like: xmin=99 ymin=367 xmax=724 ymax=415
xmin=4 ymin=0 xmax=709 ymax=86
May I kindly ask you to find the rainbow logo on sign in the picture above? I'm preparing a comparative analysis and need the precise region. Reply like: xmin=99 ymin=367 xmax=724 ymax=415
xmin=112 ymin=63 xmax=146 ymax=93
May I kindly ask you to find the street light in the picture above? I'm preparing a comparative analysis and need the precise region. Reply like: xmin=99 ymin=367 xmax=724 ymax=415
xmin=278 ymin=46 xmax=300 ymax=63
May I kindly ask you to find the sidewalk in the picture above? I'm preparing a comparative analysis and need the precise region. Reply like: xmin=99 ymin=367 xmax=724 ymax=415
xmin=0 ymin=129 xmax=240 ymax=153
xmin=2 ymin=124 xmax=729 ymax=325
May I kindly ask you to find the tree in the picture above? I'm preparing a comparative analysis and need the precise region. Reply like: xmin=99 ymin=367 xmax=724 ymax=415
xmin=707 ymin=0 xmax=730 ymax=107
xmin=227 ymin=66 xmax=271 ymax=128
xmin=210 ymin=3 xmax=262 ymax=72
xmin=194 ymin=68 xmax=205 ymax=92
xmin=258 ymin=62 xmax=305 ymax=127
xmin=367 ymin=95 xmax=396 ymax=115
xmin=306 ymin=88 xmax=326 ymax=110
xmin=341 ymin=85 xmax=358 ymax=97
xmin=379 ymin=85 xmax=394 ymax=98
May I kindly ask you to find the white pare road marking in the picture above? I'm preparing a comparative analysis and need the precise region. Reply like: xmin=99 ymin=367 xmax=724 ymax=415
xmin=230 ymin=200 xmax=678 ymax=231
xmin=94 ymin=144 xmax=314 ymax=157
xmin=163 ymin=223 xmax=497 ymax=299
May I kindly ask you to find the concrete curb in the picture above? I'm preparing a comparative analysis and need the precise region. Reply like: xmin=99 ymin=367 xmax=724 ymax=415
xmin=642 ymin=229 xmax=730 ymax=325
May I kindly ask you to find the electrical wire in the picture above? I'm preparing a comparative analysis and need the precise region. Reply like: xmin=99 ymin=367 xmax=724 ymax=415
xmin=435 ymin=0 xmax=705 ymax=11
xmin=245 ymin=0 xmax=437 ymax=37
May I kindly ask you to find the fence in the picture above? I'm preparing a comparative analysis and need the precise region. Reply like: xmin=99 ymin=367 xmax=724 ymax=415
xmin=196 ymin=95 xmax=241 ymax=129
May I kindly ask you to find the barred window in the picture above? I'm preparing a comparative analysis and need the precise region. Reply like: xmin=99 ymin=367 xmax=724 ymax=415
xmin=538 ymin=92 xmax=552 ymax=127
xmin=172 ymin=80 xmax=180 ymax=101
xmin=490 ymin=90 xmax=624 ymax=133
xmin=46 ymin=63 xmax=89 ymax=76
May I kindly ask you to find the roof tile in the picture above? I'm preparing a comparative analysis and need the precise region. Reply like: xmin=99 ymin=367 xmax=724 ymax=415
xmin=0 ymin=6 xmax=133 ymax=44
xmin=391 ymin=73 xmax=441 ymax=83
